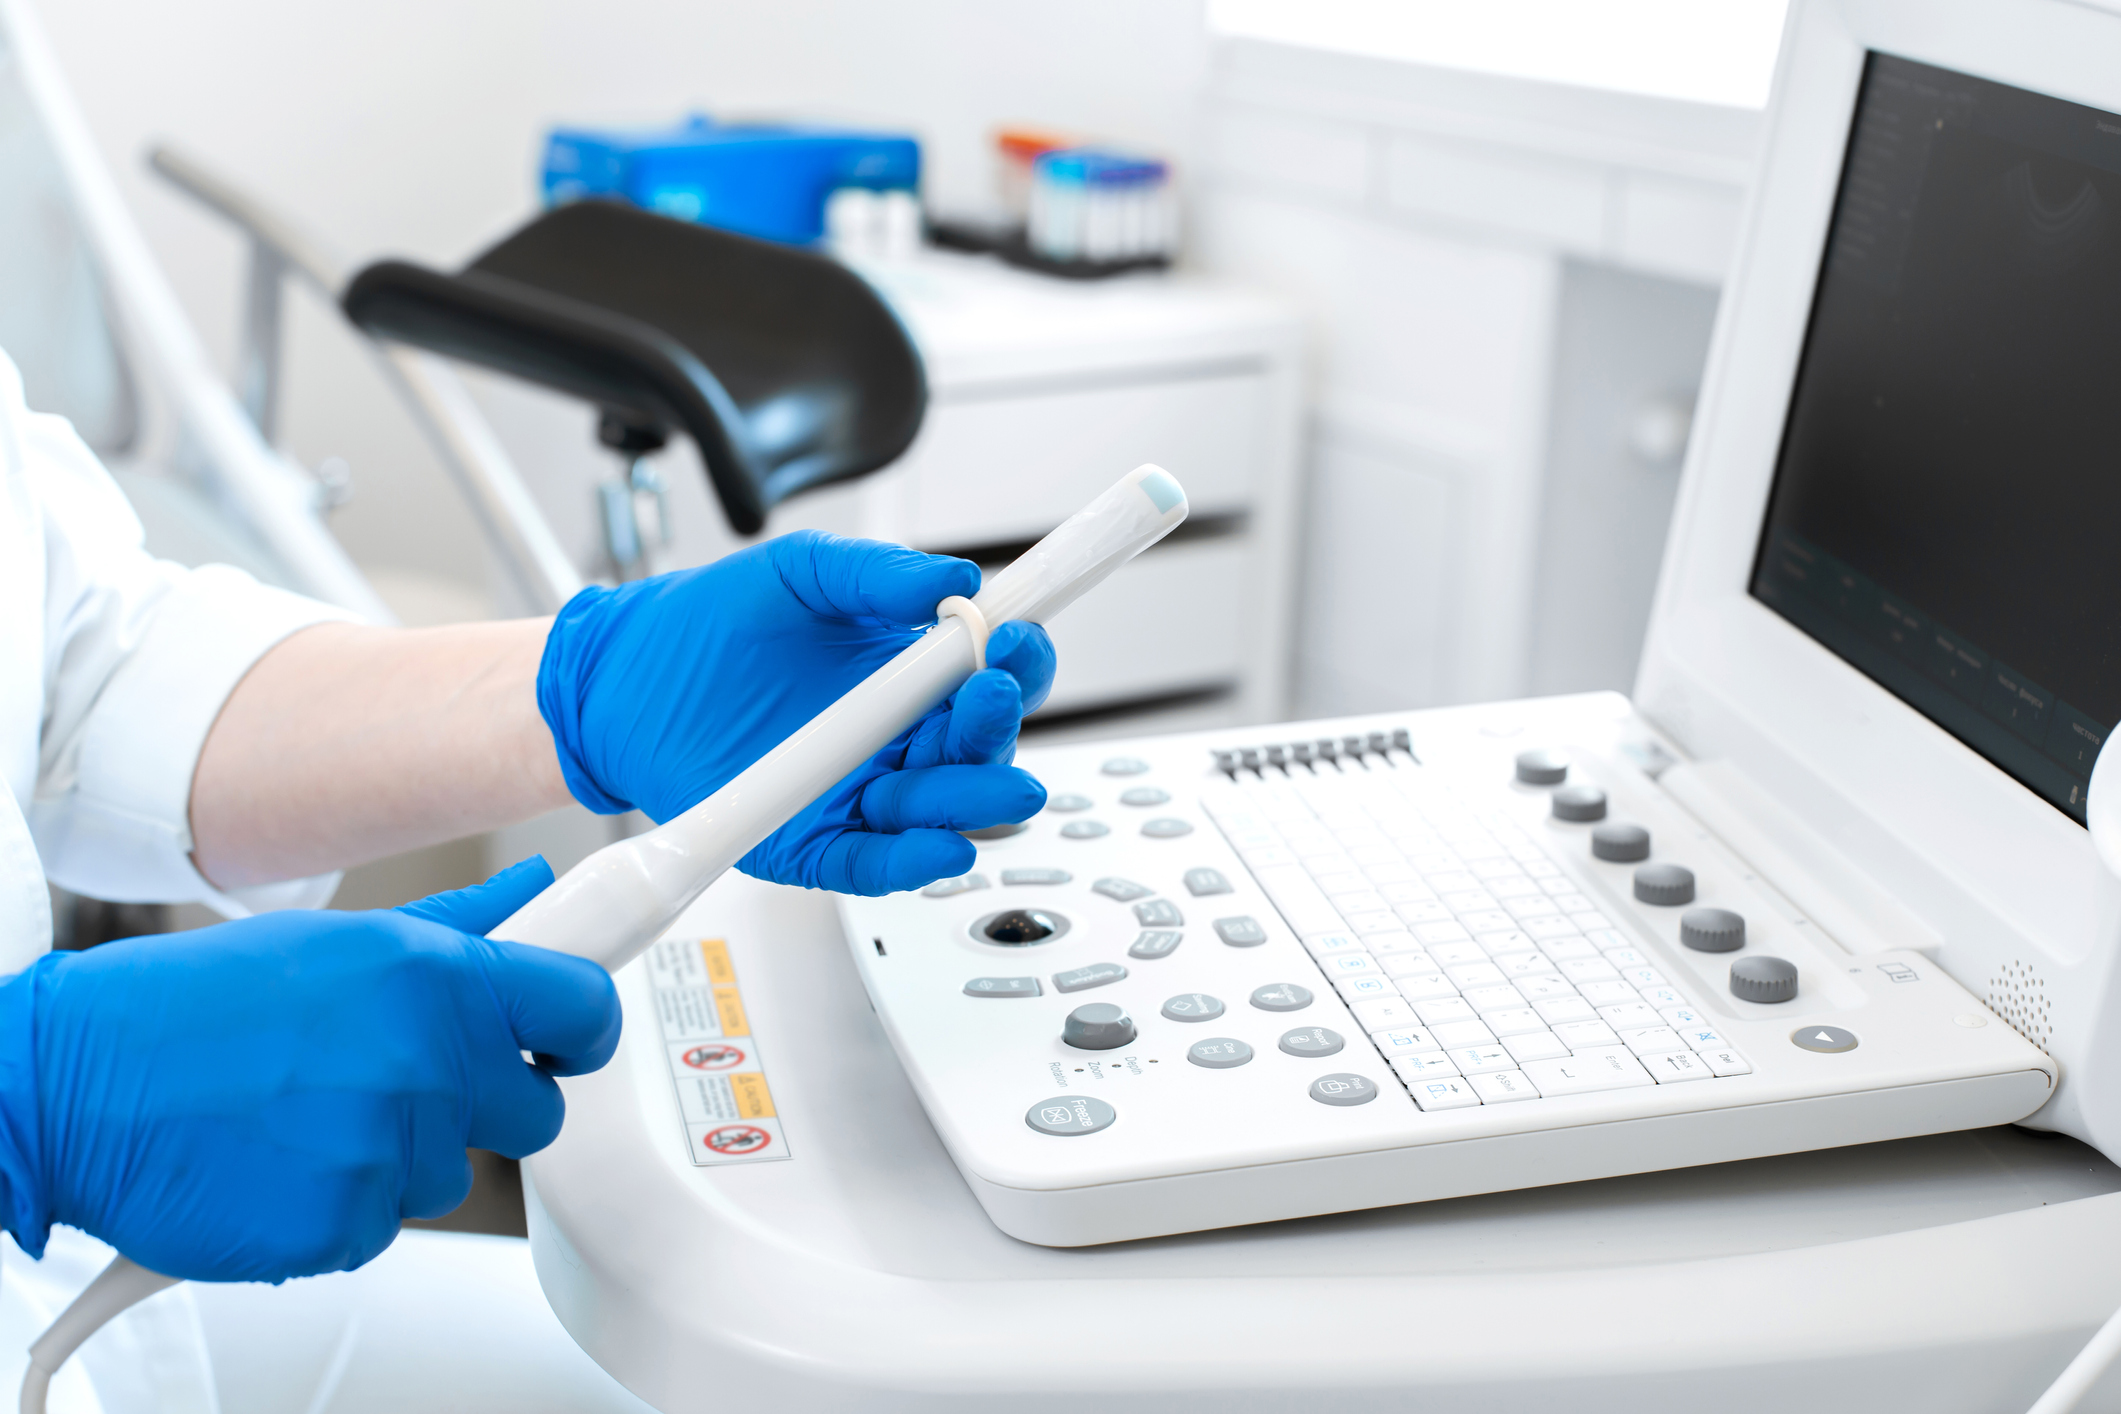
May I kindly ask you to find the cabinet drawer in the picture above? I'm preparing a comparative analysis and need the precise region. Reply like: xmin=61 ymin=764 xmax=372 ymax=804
xmin=906 ymin=374 xmax=1265 ymax=551
xmin=1015 ymin=534 xmax=1249 ymax=714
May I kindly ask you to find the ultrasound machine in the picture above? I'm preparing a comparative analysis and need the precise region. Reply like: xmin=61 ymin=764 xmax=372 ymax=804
xmin=521 ymin=1 xmax=2121 ymax=1408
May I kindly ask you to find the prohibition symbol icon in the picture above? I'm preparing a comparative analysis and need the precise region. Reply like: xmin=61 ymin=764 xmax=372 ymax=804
xmin=703 ymin=1124 xmax=772 ymax=1156
xmin=682 ymin=1043 xmax=747 ymax=1070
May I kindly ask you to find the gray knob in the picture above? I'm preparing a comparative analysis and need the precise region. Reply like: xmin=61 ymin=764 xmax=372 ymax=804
xmin=1552 ymin=785 xmax=1607 ymax=822
xmin=1633 ymin=862 xmax=1695 ymax=906
xmin=1063 ymin=1002 xmax=1136 ymax=1050
xmin=1515 ymin=749 xmax=1570 ymax=785
xmin=1592 ymin=821 xmax=1651 ymax=862
xmin=1681 ymin=907 xmax=1746 ymax=952
xmin=1730 ymin=955 xmax=1798 ymax=1004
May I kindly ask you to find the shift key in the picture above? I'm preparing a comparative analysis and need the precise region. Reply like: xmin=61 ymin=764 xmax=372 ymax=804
xmin=1520 ymin=1047 xmax=1654 ymax=1096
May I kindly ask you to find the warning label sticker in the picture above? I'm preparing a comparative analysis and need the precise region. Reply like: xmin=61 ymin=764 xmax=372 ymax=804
xmin=648 ymin=937 xmax=790 ymax=1165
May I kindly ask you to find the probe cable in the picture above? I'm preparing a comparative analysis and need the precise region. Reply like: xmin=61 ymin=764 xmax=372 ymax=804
xmin=2028 ymin=1300 xmax=2121 ymax=1414
xmin=18 ymin=1255 xmax=177 ymax=1414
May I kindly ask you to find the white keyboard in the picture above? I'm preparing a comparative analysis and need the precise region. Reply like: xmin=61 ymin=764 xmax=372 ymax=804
xmin=838 ymin=702 xmax=2057 ymax=1246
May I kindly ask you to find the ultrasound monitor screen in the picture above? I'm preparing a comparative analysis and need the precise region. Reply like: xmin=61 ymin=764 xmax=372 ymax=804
xmin=1752 ymin=52 xmax=2121 ymax=823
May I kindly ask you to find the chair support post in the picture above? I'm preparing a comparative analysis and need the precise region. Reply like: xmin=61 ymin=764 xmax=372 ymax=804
xmin=237 ymin=239 xmax=285 ymax=441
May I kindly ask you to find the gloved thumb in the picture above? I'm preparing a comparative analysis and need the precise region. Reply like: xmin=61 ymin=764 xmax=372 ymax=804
xmin=396 ymin=855 xmax=556 ymax=936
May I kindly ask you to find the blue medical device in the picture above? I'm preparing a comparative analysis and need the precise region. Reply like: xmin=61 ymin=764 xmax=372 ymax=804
xmin=540 ymin=115 xmax=920 ymax=247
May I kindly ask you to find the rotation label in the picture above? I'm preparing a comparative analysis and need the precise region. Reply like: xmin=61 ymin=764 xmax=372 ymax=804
xmin=650 ymin=937 xmax=790 ymax=1165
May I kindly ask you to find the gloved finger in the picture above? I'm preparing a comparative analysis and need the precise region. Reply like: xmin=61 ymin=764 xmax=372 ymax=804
xmin=939 ymin=670 xmax=1025 ymax=766
xmin=859 ymin=764 xmax=1047 ymax=835
xmin=986 ymin=620 xmax=1057 ymax=715
xmin=471 ymin=937 xmax=624 ymax=1078
xmin=465 ymin=1065 xmax=567 ymax=1160
xmin=772 ymin=531 xmax=981 ymax=628
xmin=396 ymin=856 xmax=556 ymax=935
xmin=813 ymin=826 xmax=977 ymax=895
xmin=399 ymin=1097 xmax=479 ymax=1220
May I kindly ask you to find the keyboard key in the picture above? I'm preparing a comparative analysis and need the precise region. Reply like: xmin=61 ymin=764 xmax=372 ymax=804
xmin=1184 ymin=868 xmax=1235 ymax=897
xmin=1492 ymin=951 xmax=1552 ymax=979
xmin=1367 ymin=931 xmax=1425 ymax=956
xmin=1502 ymin=1029 xmax=1571 ymax=1063
xmin=1598 ymin=1002 xmax=1661 ymax=1030
xmin=1641 ymin=1049 xmax=1713 ymax=1083
xmin=1428 ymin=871 xmax=1479 ymax=893
xmin=1638 ymin=986 xmax=1688 ymax=1009
xmin=1442 ymin=890 xmax=1500 ymax=915
xmin=1662 ymin=1007 xmax=1707 ymax=1028
xmin=1524 ymin=916 xmax=1582 ymax=940
xmin=1621 ymin=1027 xmax=1688 ymax=1055
xmin=1390 ymin=1051 xmax=1459 ymax=1080
xmin=1468 ymin=857 xmax=1517 ymax=879
xmin=1427 ymin=941 xmax=1488 ymax=968
xmin=1379 ymin=880 xmax=1439 ymax=904
xmin=1407 ymin=1077 xmax=1483 ymax=1112
xmin=1476 ymin=929 xmax=1539 ymax=954
xmin=1620 ymin=966 xmax=1669 ymax=988
xmin=1369 ymin=1025 xmax=1438 ymax=1053
xmin=1134 ymin=899 xmax=1184 ymax=927
xmin=1484 ymin=1007 xmax=1547 ymax=1037
xmin=1681 ymin=1027 xmax=1727 ymax=1051
xmin=1446 ymin=962 xmax=1508 ymax=990
xmin=1505 ymin=895 xmax=1561 ymax=920
xmin=1410 ymin=853 xmax=1462 ymax=874
xmin=1700 ymin=1047 xmax=1752 ymax=1076
xmin=1548 ymin=894 xmax=1595 ymax=915
xmin=1334 ymin=890 xmax=1391 ymax=917
xmin=1568 ymin=910 xmax=1613 ymax=931
xmin=1389 ymin=970 xmax=1457 ymax=1002
xmin=1364 ymin=862 xmax=1421 ymax=885
xmin=1459 ymin=910 xmax=1517 ymax=935
xmin=1379 ymin=952 xmax=1440 ymax=980
xmin=1432 ymin=1020 xmax=1498 ymax=1048
xmin=1521 ymin=1048 xmax=1655 ymax=1096
xmin=1415 ymin=921 xmax=1474 ymax=947
xmin=1463 ymin=985 xmax=1528 ymax=1015
xmin=925 ymin=874 xmax=990 ymax=898
xmin=1601 ymin=946 xmax=1649 ymax=967
xmin=1312 ymin=871 xmax=1372 ymax=896
xmin=1395 ymin=900 xmax=1455 ymax=926
xmin=1487 ymin=875 xmax=1542 ymax=898
xmin=1533 ymin=996 xmax=1597 ymax=1024
xmin=1578 ymin=981 xmax=1640 ymax=1008
xmin=1251 ymin=982 xmax=1316 ymax=1012
xmin=1304 ymin=931 xmax=1368 ymax=958
xmin=1450 ymin=1044 xmax=1516 ymax=1074
xmin=1350 ymin=996 xmax=1422 ymax=1032
xmin=1560 ymin=957 xmax=1621 ymax=984
xmin=1552 ymin=1020 xmax=1621 ymax=1050
xmin=1469 ymin=1070 xmax=1540 ymax=1104
xmin=1324 ymin=952 xmax=1382 ymax=978
xmin=1345 ymin=911 xmax=1406 ymax=936
xmin=1515 ymin=975 xmax=1579 ymax=1003
xmin=1537 ymin=937 xmax=1598 ymax=962
xmin=1129 ymin=930 xmax=1184 ymax=960
xmin=1415 ymin=997 xmax=1477 ymax=1027
xmin=1336 ymin=977 xmax=1399 ymax=1004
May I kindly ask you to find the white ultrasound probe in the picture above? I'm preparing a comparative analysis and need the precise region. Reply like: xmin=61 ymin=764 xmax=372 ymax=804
xmin=17 ymin=465 xmax=1189 ymax=1413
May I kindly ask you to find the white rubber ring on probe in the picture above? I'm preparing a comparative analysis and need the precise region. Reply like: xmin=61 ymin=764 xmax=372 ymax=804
xmin=935 ymin=596 xmax=990 ymax=671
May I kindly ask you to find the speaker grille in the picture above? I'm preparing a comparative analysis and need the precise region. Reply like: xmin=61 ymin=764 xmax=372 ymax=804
xmin=1988 ymin=959 xmax=2052 ymax=1051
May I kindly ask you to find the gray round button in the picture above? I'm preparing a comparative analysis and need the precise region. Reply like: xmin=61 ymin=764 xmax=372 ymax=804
xmin=1161 ymin=993 xmax=1225 ymax=1023
xmin=1047 ymin=794 xmax=1094 ymax=813
xmin=1060 ymin=820 xmax=1110 ymax=840
xmin=1251 ymin=982 xmax=1314 ymax=1012
xmin=1634 ymin=862 xmax=1696 ymax=906
xmin=1063 ymin=1002 xmax=1137 ymax=1050
xmin=1279 ymin=1026 xmax=1345 ymax=1058
xmin=1120 ymin=786 xmax=1170 ymax=807
xmin=1592 ymin=822 xmax=1651 ymax=862
xmin=1732 ymin=955 xmax=1800 ymax=1004
xmin=1309 ymin=1072 xmax=1381 ymax=1106
xmin=1552 ymin=785 xmax=1607 ymax=822
xmin=963 ymin=821 xmax=1029 ymax=841
xmin=1026 ymin=1095 xmax=1117 ymax=1136
xmin=1515 ymin=749 xmax=1570 ymax=785
xmin=1142 ymin=818 xmax=1194 ymax=838
xmin=1681 ymin=907 xmax=1747 ymax=952
xmin=1790 ymin=1024 xmax=1857 ymax=1053
xmin=1102 ymin=757 xmax=1150 ymax=776
xmin=1187 ymin=1037 xmax=1254 ymax=1069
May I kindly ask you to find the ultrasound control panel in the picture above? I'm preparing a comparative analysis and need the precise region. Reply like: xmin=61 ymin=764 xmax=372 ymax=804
xmin=838 ymin=705 xmax=2055 ymax=1245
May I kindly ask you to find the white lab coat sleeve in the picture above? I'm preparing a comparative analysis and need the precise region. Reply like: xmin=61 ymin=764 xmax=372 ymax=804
xmin=13 ymin=374 xmax=358 ymax=916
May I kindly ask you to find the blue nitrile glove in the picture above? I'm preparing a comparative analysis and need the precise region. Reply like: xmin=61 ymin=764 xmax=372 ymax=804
xmin=0 ymin=858 xmax=620 ymax=1284
xmin=537 ymin=529 xmax=1058 ymax=895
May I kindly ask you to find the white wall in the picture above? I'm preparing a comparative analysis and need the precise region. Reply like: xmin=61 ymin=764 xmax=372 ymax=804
xmin=34 ymin=0 xmax=1209 ymax=610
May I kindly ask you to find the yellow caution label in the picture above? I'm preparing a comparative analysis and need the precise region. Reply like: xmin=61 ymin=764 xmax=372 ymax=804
xmin=697 ymin=939 xmax=737 ymax=987
xmin=729 ymin=1072 xmax=776 ymax=1119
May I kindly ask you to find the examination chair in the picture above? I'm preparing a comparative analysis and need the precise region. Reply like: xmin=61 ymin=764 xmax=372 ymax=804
xmin=340 ymin=199 xmax=928 ymax=565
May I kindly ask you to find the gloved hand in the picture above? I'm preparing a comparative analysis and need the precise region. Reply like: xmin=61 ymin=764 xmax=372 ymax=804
xmin=0 ymin=858 xmax=619 ymax=1284
xmin=538 ymin=530 xmax=1058 ymax=895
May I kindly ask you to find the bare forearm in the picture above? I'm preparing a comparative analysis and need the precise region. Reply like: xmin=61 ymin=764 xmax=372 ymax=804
xmin=190 ymin=619 xmax=573 ymax=889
